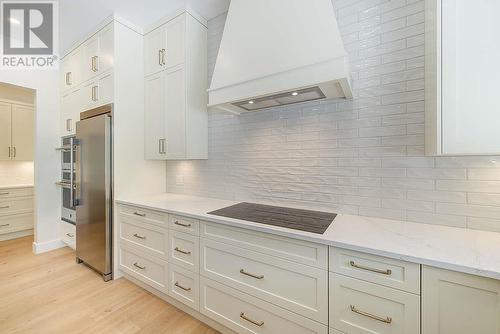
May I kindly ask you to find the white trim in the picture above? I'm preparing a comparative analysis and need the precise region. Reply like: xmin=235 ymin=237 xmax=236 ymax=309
xmin=0 ymin=98 xmax=35 ymax=107
xmin=32 ymin=238 xmax=66 ymax=254
xmin=144 ymin=6 xmax=207 ymax=34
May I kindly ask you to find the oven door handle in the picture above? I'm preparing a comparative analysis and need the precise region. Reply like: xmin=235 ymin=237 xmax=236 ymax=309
xmin=55 ymin=181 xmax=71 ymax=189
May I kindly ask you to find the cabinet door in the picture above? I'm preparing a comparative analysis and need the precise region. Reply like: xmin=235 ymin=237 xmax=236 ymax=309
xmin=165 ymin=15 xmax=185 ymax=68
xmin=422 ymin=266 xmax=500 ymax=334
xmin=81 ymin=80 xmax=96 ymax=110
xmin=82 ymin=35 xmax=99 ymax=82
xmin=164 ymin=66 xmax=186 ymax=159
xmin=144 ymin=27 xmax=166 ymax=77
xmin=0 ymin=102 xmax=12 ymax=160
xmin=61 ymin=91 xmax=73 ymax=135
xmin=95 ymin=72 xmax=113 ymax=106
xmin=60 ymin=56 xmax=71 ymax=91
xmin=144 ymin=73 xmax=165 ymax=160
xmin=11 ymin=105 xmax=34 ymax=161
xmin=98 ymin=25 xmax=114 ymax=74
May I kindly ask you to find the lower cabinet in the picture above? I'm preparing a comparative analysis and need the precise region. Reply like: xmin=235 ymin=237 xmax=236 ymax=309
xmin=200 ymin=276 xmax=328 ymax=334
xmin=422 ymin=266 xmax=500 ymax=334
xmin=0 ymin=187 xmax=34 ymax=241
xmin=169 ymin=263 xmax=200 ymax=311
xmin=60 ymin=221 xmax=76 ymax=249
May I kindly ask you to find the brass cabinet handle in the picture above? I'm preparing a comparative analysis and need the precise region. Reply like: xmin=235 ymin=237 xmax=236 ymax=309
xmin=0 ymin=205 xmax=10 ymax=209
xmin=91 ymin=85 xmax=98 ymax=101
xmin=161 ymin=48 xmax=166 ymax=65
xmin=240 ymin=312 xmax=264 ymax=327
xmin=0 ymin=223 xmax=10 ymax=227
xmin=174 ymin=221 xmax=191 ymax=228
xmin=66 ymin=72 xmax=72 ymax=85
xmin=133 ymin=233 xmax=146 ymax=240
xmin=7 ymin=147 xmax=11 ymax=158
xmin=0 ymin=192 xmax=9 ymax=195
xmin=66 ymin=233 xmax=74 ymax=238
xmin=240 ymin=269 xmax=264 ymax=280
xmin=12 ymin=147 xmax=16 ymax=158
xmin=350 ymin=305 xmax=392 ymax=324
xmin=133 ymin=212 xmax=146 ymax=217
xmin=174 ymin=247 xmax=191 ymax=255
xmin=174 ymin=282 xmax=191 ymax=292
xmin=133 ymin=262 xmax=146 ymax=270
xmin=66 ymin=119 xmax=73 ymax=132
xmin=158 ymin=49 xmax=162 ymax=65
xmin=349 ymin=261 xmax=392 ymax=275
xmin=91 ymin=56 xmax=99 ymax=72
xmin=91 ymin=56 xmax=95 ymax=71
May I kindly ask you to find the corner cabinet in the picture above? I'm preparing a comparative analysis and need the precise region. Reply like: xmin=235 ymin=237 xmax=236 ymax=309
xmin=425 ymin=0 xmax=500 ymax=155
xmin=144 ymin=10 xmax=208 ymax=160
xmin=422 ymin=266 xmax=500 ymax=334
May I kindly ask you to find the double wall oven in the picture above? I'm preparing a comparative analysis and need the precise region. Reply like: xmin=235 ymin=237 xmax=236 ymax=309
xmin=57 ymin=135 xmax=76 ymax=224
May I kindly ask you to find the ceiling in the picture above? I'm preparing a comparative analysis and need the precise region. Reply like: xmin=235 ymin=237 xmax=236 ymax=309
xmin=59 ymin=0 xmax=230 ymax=52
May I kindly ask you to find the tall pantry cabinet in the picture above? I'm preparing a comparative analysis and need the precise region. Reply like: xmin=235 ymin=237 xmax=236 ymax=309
xmin=144 ymin=9 xmax=208 ymax=160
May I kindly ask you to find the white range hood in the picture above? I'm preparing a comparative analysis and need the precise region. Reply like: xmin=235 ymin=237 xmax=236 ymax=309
xmin=208 ymin=0 xmax=352 ymax=114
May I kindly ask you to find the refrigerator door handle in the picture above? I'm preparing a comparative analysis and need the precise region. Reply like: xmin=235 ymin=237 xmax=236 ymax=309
xmin=73 ymin=138 xmax=81 ymax=206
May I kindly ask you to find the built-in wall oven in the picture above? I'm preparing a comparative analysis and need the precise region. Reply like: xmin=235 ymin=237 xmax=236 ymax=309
xmin=56 ymin=136 xmax=76 ymax=224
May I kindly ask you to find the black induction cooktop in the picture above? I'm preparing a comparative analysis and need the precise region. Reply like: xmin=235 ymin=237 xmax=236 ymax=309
xmin=207 ymin=202 xmax=336 ymax=234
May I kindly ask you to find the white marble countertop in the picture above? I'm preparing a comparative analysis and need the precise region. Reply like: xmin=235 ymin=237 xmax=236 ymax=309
xmin=116 ymin=193 xmax=500 ymax=280
xmin=0 ymin=184 xmax=34 ymax=190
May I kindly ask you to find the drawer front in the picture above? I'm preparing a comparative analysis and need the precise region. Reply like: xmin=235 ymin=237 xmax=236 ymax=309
xmin=169 ymin=264 xmax=199 ymax=311
xmin=118 ymin=204 xmax=167 ymax=228
xmin=330 ymin=273 xmax=420 ymax=334
xmin=169 ymin=214 xmax=199 ymax=235
xmin=0 ymin=188 xmax=33 ymax=199
xmin=201 ymin=238 xmax=328 ymax=324
xmin=330 ymin=247 xmax=420 ymax=294
xmin=119 ymin=217 xmax=168 ymax=259
xmin=200 ymin=221 xmax=328 ymax=269
xmin=0 ymin=213 xmax=33 ymax=235
xmin=60 ymin=221 xmax=76 ymax=249
xmin=119 ymin=246 xmax=168 ymax=293
xmin=169 ymin=230 xmax=199 ymax=273
xmin=0 ymin=197 xmax=33 ymax=216
xmin=200 ymin=277 xmax=328 ymax=334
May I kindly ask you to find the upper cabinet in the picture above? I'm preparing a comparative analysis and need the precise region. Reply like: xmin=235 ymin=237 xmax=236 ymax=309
xmin=60 ymin=21 xmax=115 ymax=136
xmin=425 ymin=0 xmax=500 ymax=155
xmin=144 ymin=10 xmax=208 ymax=160
xmin=0 ymin=101 xmax=34 ymax=161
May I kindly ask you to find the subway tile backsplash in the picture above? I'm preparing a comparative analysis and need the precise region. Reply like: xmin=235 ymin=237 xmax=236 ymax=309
xmin=166 ymin=0 xmax=500 ymax=232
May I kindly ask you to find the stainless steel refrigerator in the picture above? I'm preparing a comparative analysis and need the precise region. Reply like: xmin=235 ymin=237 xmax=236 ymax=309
xmin=74 ymin=104 xmax=113 ymax=282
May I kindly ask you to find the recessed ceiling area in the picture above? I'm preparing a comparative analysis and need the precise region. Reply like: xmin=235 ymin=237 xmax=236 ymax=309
xmin=59 ymin=0 xmax=230 ymax=52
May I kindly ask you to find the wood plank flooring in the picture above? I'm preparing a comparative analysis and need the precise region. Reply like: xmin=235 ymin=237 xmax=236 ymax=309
xmin=0 ymin=236 xmax=218 ymax=334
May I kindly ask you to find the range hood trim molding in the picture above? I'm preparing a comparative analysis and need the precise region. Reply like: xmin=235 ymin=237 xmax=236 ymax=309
xmin=208 ymin=55 xmax=352 ymax=114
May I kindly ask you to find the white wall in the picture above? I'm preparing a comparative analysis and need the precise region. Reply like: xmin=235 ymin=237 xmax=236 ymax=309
xmin=0 ymin=70 xmax=61 ymax=251
xmin=166 ymin=1 xmax=500 ymax=233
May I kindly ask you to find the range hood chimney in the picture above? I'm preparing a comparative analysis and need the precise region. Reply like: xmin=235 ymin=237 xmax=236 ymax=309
xmin=208 ymin=0 xmax=352 ymax=114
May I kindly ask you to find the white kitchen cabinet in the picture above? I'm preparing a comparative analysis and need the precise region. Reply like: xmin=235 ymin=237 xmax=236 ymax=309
xmin=82 ymin=72 xmax=114 ymax=110
xmin=0 ymin=187 xmax=34 ymax=241
xmin=60 ymin=221 xmax=76 ymax=249
xmin=422 ymin=266 xmax=500 ymax=334
xmin=0 ymin=102 xmax=12 ymax=160
xmin=0 ymin=102 xmax=34 ymax=160
xmin=61 ymin=87 xmax=83 ymax=136
xmin=144 ymin=11 xmax=207 ymax=160
xmin=425 ymin=0 xmax=500 ymax=155
xmin=60 ymin=48 xmax=83 ymax=92
xmin=81 ymin=25 xmax=114 ymax=82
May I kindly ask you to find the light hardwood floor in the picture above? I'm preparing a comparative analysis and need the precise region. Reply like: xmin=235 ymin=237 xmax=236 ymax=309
xmin=0 ymin=236 xmax=218 ymax=334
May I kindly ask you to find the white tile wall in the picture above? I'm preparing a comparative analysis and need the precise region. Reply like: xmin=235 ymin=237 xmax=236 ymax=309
xmin=0 ymin=161 xmax=34 ymax=185
xmin=166 ymin=0 xmax=500 ymax=232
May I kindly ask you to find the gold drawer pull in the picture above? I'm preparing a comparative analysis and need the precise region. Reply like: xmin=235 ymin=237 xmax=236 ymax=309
xmin=66 ymin=233 xmax=74 ymax=238
xmin=133 ymin=233 xmax=146 ymax=240
xmin=174 ymin=282 xmax=191 ymax=292
xmin=133 ymin=262 xmax=146 ymax=270
xmin=133 ymin=212 xmax=146 ymax=217
xmin=350 ymin=305 xmax=392 ymax=324
xmin=0 ymin=205 xmax=9 ymax=209
xmin=240 ymin=269 xmax=264 ymax=280
xmin=240 ymin=312 xmax=264 ymax=327
xmin=349 ymin=261 xmax=392 ymax=275
xmin=174 ymin=247 xmax=191 ymax=255
xmin=0 ymin=192 xmax=9 ymax=195
xmin=0 ymin=223 xmax=10 ymax=227
xmin=174 ymin=221 xmax=191 ymax=228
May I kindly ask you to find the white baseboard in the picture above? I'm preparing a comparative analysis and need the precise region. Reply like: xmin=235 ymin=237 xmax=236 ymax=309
xmin=32 ymin=238 xmax=66 ymax=254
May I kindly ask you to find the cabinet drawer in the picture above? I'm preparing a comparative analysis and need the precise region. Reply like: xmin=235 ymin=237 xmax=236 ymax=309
xmin=200 ymin=238 xmax=328 ymax=324
xmin=330 ymin=247 xmax=420 ymax=294
xmin=0 ymin=188 xmax=33 ymax=199
xmin=169 ymin=264 xmax=199 ymax=311
xmin=169 ymin=214 xmax=199 ymax=235
xmin=330 ymin=274 xmax=420 ymax=334
xmin=0 ymin=213 xmax=33 ymax=235
xmin=0 ymin=197 xmax=33 ymax=216
xmin=200 ymin=277 xmax=328 ymax=334
xmin=200 ymin=221 xmax=328 ymax=269
xmin=60 ymin=221 xmax=76 ymax=249
xmin=119 ymin=217 xmax=168 ymax=259
xmin=168 ymin=230 xmax=199 ymax=273
xmin=119 ymin=246 xmax=168 ymax=293
xmin=118 ymin=204 xmax=167 ymax=228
